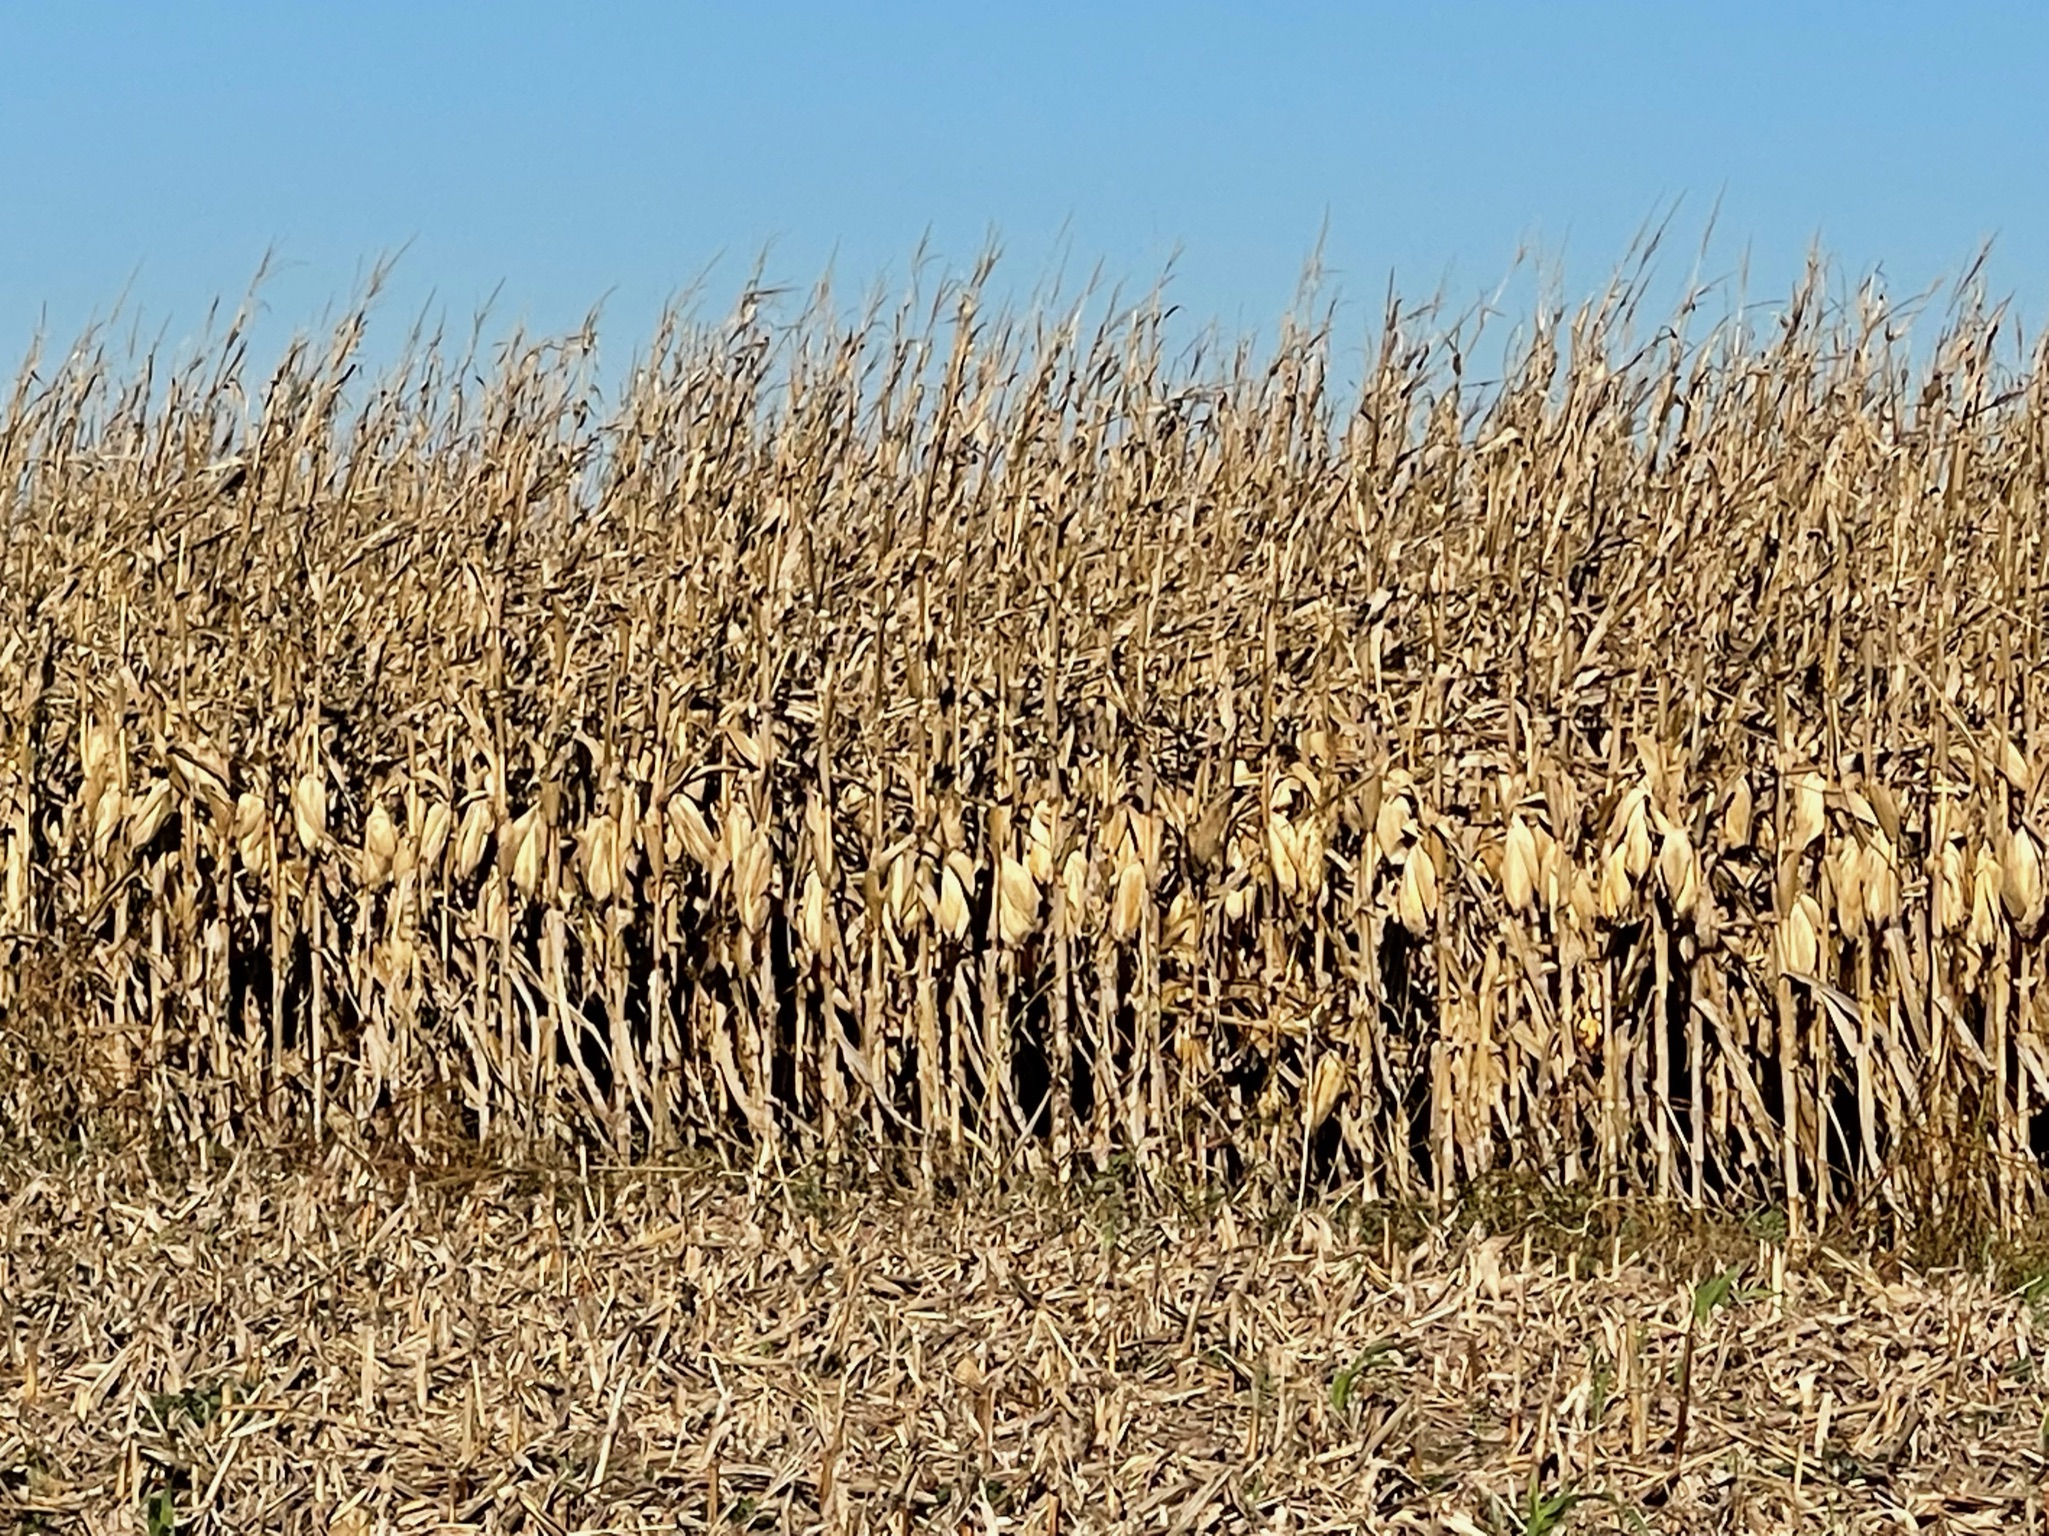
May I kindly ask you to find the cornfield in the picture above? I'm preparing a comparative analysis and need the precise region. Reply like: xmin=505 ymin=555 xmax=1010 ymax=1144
xmin=5 ymin=259 xmax=2049 ymax=1235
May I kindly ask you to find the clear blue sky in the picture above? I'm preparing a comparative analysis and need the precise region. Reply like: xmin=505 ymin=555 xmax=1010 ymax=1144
xmin=2 ymin=2 xmax=2045 ymax=374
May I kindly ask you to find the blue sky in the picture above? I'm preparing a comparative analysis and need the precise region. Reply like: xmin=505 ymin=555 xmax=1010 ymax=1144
xmin=2 ymin=2 xmax=2045 ymax=374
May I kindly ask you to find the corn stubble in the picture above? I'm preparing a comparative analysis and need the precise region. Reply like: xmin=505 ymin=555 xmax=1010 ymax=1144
xmin=4 ymin=262 xmax=2048 ymax=1233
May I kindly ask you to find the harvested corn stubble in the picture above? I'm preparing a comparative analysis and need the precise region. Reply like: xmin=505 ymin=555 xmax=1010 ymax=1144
xmin=2 ymin=1147 xmax=2045 ymax=1534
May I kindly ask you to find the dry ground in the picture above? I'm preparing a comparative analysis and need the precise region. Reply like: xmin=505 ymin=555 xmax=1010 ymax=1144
xmin=4 ymin=1144 xmax=2049 ymax=1534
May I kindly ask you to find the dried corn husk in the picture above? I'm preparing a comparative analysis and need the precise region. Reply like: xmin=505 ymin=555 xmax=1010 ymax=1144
xmin=1597 ymin=846 xmax=1633 ymax=921
xmin=508 ymin=808 xmax=546 ymax=899
xmin=453 ymin=798 xmax=494 ymax=880
xmin=360 ymin=803 xmax=399 ymax=888
xmin=1354 ymin=774 xmax=1384 ymax=842
xmin=1223 ymin=880 xmax=1255 ymax=926
xmin=937 ymin=851 xmax=974 ymax=942
xmin=1842 ymin=786 xmax=1878 ymax=830
xmin=1188 ymin=793 xmax=1231 ymax=872
xmin=667 ymin=794 xmax=719 ymax=869
xmin=2001 ymin=825 xmax=2044 ymax=926
xmin=92 ymin=785 xmax=127 ymax=861
xmin=1502 ymin=814 xmax=1538 ymax=917
xmin=1658 ymin=826 xmax=1700 ymax=919
xmin=996 ymin=854 xmax=1039 ymax=945
xmin=804 ymin=795 xmax=833 ymax=880
xmin=1620 ymin=791 xmax=1654 ymax=879
xmin=80 ymin=719 xmax=117 ymax=790
xmin=1533 ymin=824 xmax=1563 ymax=915
xmin=1567 ymin=864 xmax=1599 ymax=930
xmin=1267 ymin=811 xmax=1301 ymax=900
xmin=1025 ymin=802 xmax=1058 ymax=885
xmin=416 ymin=800 xmax=453 ymax=872
xmin=126 ymin=779 xmax=175 ymax=852
xmin=2 ymin=830 xmax=25 ymax=924
xmin=1163 ymin=889 xmax=1200 ymax=966
xmin=234 ymin=791 xmax=269 ymax=870
xmin=887 ymin=847 xmax=920 ymax=927
xmin=168 ymin=744 xmax=231 ymax=813
xmin=1295 ymin=812 xmax=1327 ymax=901
xmin=1375 ymin=793 xmax=1412 ymax=860
xmin=1723 ymin=775 xmax=1754 ymax=848
xmin=720 ymin=800 xmax=769 ymax=932
xmin=292 ymin=773 xmax=328 ymax=853
xmin=1829 ymin=839 xmax=1865 ymax=936
xmin=1788 ymin=772 xmax=1827 ymax=854
xmin=798 ymin=869 xmax=829 ymax=954
xmin=1110 ymin=858 xmax=1147 ymax=944
xmin=1993 ymin=732 xmax=2032 ymax=793
xmin=1127 ymin=809 xmax=1163 ymax=874
xmin=1306 ymin=1053 xmax=1346 ymax=1134
xmin=1059 ymin=847 xmax=1089 ymax=934
xmin=1935 ymin=843 xmax=1969 ymax=934
xmin=1969 ymin=845 xmax=2004 ymax=948
xmin=1398 ymin=845 xmax=1438 ymax=936
xmin=1777 ymin=893 xmax=1823 ymax=978
xmin=1862 ymin=836 xmax=1902 ymax=927
xmin=581 ymin=813 xmax=621 ymax=904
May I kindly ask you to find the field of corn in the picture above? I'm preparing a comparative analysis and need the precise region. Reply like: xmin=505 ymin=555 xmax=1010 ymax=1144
xmin=5 ymin=261 xmax=2049 ymax=1237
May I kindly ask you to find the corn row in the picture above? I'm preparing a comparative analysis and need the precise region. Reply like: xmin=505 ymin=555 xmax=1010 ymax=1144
xmin=2 ymin=268 xmax=2047 ymax=1229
